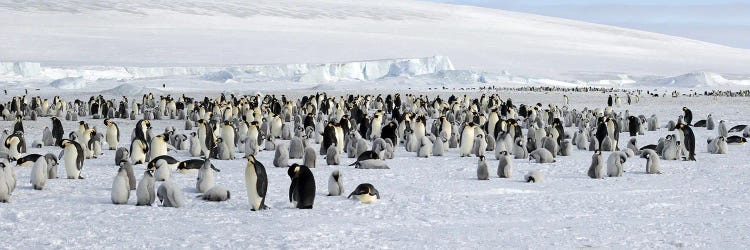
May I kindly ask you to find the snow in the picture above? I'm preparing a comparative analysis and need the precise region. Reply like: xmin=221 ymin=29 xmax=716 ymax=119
xmin=1 ymin=0 xmax=750 ymax=80
xmin=48 ymin=77 xmax=86 ymax=89
xmin=2 ymin=90 xmax=750 ymax=248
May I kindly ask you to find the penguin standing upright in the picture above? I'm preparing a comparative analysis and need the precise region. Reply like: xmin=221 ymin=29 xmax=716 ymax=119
xmin=120 ymin=160 xmax=136 ymax=190
xmin=50 ymin=116 xmax=65 ymax=146
xmin=587 ymin=151 xmax=604 ymax=179
xmin=30 ymin=156 xmax=49 ymax=190
xmin=136 ymin=169 xmax=156 ymax=206
xmin=288 ymin=164 xmax=316 ymax=209
xmin=476 ymin=155 xmax=489 ymax=180
xmin=459 ymin=123 xmax=477 ymax=157
xmin=0 ymin=162 xmax=13 ymax=202
xmin=606 ymin=152 xmax=627 ymax=177
xmin=111 ymin=163 xmax=131 ymax=205
xmin=196 ymin=158 xmax=216 ymax=193
xmin=327 ymin=170 xmax=344 ymax=196
xmin=104 ymin=119 xmax=119 ymax=150
xmin=677 ymin=123 xmax=696 ymax=161
xmin=221 ymin=121 xmax=236 ymax=154
xmin=245 ymin=155 xmax=269 ymax=211
xmin=682 ymin=107 xmax=693 ymax=125
xmin=60 ymin=139 xmax=84 ymax=179
xmin=642 ymin=149 xmax=662 ymax=174
xmin=149 ymin=134 xmax=169 ymax=161
xmin=303 ymin=146 xmax=317 ymax=168
xmin=497 ymin=151 xmax=513 ymax=178
xmin=130 ymin=138 xmax=148 ymax=164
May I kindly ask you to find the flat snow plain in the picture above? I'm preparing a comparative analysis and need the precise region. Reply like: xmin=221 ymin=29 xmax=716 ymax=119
xmin=1 ymin=89 xmax=750 ymax=249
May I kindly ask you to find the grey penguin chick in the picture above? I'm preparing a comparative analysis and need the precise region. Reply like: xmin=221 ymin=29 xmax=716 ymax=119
xmin=497 ymin=151 xmax=513 ymax=178
xmin=476 ymin=155 xmax=489 ymax=180
xmin=587 ymin=151 xmax=604 ymax=179
xmin=157 ymin=180 xmax=185 ymax=208
xmin=135 ymin=169 xmax=156 ymax=206
xmin=327 ymin=170 xmax=344 ymax=196
xmin=201 ymin=186 xmax=231 ymax=202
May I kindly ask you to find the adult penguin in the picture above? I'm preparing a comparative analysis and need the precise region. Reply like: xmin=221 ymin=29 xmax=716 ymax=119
xmin=60 ymin=139 xmax=84 ymax=179
xmin=347 ymin=183 xmax=380 ymax=204
xmin=321 ymin=122 xmax=337 ymax=155
xmin=677 ymin=123 xmax=696 ymax=161
xmin=607 ymin=95 xmax=613 ymax=107
xmin=682 ymin=107 xmax=693 ymax=126
xmin=627 ymin=116 xmax=640 ymax=137
xmin=104 ymin=119 xmax=120 ymax=150
xmin=380 ymin=122 xmax=398 ymax=146
xmin=4 ymin=133 xmax=26 ymax=161
xmin=288 ymin=163 xmax=315 ymax=209
xmin=245 ymin=155 xmax=269 ymax=211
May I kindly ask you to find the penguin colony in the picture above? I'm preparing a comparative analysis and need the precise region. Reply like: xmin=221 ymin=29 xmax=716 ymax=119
xmin=0 ymin=91 xmax=746 ymax=212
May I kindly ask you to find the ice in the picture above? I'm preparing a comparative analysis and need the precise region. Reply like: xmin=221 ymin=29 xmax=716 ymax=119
xmin=49 ymin=77 xmax=86 ymax=89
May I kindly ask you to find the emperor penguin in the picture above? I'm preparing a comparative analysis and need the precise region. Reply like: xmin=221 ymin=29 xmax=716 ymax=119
xmin=706 ymin=114 xmax=715 ymax=130
xmin=707 ymin=136 xmax=728 ymax=154
xmin=42 ymin=127 xmax=54 ymax=146
xmin=153 ymin=159 xmax=172 ymax=181
xmin=718 ymin=120 xmax=728 ymax=137
xmin=60 ymin=139 xmax=84 ymax=179
xmin=459 ymin=123 xmax=477 ymax=157
xmin=270 ymin=115 xmax=283 ymax=138
xmin=587 ymin=151 xmax=604 ymax=179
xmin=135 ymin=169 xmax=156 ymax=206
xmin=288 ymin=164 xmax=316 ymax=209
xmin=157 ymin=180 xmax=185 ymax=208
xmin=497 ymin=151 xmax=513 ymax=178
xmin=303 ymin=146 xmax=317 ymax=168
xmin=472 ymin=134 xmax=487 ymax=157
xmin=111 ymin=163 xmax=131 ymax=205
xmin=115 ymin=147 xmax=129 ymax=166
xmin=221 ymin=121 xmax=236 ymax=154
xmin=104 ymin=119 xmax=120 ymax=150
xmin=31 ymin=156 xmax=49 ymax=190
xmin=347 ymin=183 xmax=380 ymax=204
xmin=45 ymin=153 xmax=58 ymax=179
xmin=370 ymin=114 xmax=383 ymax=139
xmin=606 ymin=151 xmax=627 ymax=177
xmin=4 ymin=133 xmax=25 ymax=161
xmin=245 ymin=155 xmax=269 ymax=211
xmin=327 ymin=170 xmax=345 ymax=196
xmin=326 ymin=143 xmax=340 ymax=165
xmin=642 ymin=149 xmax=662 ymax=174
xmin=524 ymin=170 xmax=544 ymax=183
xmin=0 ymin=162 xmax=13 ymax=202
xmin=677 ymin=123 xmax=696 ymax=161
xmin=476 ymin=155 xmax=489 ymax=180
xmin=432 ymin=133 xmax=447 ymax=157
xmin=559 ymin=140 xmax=572 ymax=156
xmin=51 ymin=117 xmax=64 ymax=146
xmin=201 ymin=186 xmax=231 ymax=202
xmin=130 ymin=138 xmax=149 ymax=164
xmin=513 ymin=137 xmax=529 ymax=159
xmin=196 ymin=158 xmax=216 ymax=193
xmin=417 ymin=136 xmax=432 ymax=158
xmin=189 ymin=132 xmax=202 ymax=157
xmin=149 ymin=134 xmax=169 ymax=160
xmin=289 ymin=136 xmax=304 ymax=159
xmin=529 ymin=148 xmax=555 ymax=163
xmin=120 ymin=160 xmax=136 ymax=190
xmin=273 ymin=143 xmax=290 ymax=168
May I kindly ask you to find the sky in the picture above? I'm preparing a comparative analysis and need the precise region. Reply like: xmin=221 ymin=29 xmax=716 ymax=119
xmin=426 ymin=0 xmax=750 ymax=49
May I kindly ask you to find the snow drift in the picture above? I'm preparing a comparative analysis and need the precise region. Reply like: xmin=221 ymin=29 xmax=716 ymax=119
xmin=49 ymin=77 xmax=86 ymax=89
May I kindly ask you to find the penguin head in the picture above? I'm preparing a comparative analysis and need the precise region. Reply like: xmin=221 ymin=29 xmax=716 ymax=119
xmin=148 ymin=161 xmax=157 ymax=170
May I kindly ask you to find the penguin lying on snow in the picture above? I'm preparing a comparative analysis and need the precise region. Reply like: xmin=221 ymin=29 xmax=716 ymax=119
xmin=200 ymin=186 xmax=231 ymax=202
xmin=348 ymin=183 xmax=380 ymax=204
xmin=529 ymin=148 xmax=555 ymax=163
xmin=524 ymin=171 xmax=544 ymax=183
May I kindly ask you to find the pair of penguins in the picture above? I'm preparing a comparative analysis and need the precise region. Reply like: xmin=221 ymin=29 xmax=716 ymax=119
xmin=246 ymin=155 xmax=380 ymax=210
xmin=475 ymin=154 xmax=545 ymax=183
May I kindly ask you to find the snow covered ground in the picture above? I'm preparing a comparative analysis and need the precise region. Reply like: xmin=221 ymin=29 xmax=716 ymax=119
xmin=2 ymin=90 xmax=750 ymax=248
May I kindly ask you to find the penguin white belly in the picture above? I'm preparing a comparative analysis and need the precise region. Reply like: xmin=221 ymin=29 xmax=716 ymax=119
xmin=106 ymin=127 xmax=118 ymax=149
xmin=179 ymin=169 xmax=199 ymax=174
xmin=355 ymin=194 xmax=378 ymax=204
xmin=63 ymin=147 xmax=80 ymax=179
xmin=245 ymin=169 xmax=263 ymax=209
xmin=459 ymin=130 xmax=475 ymax=156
